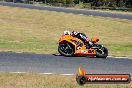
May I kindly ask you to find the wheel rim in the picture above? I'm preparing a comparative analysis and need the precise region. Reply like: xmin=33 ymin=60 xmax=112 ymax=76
xmin=97 ymin=47 xmax=106 ymax=55
xmin=59 ymin=44 xmax=73 ymax=55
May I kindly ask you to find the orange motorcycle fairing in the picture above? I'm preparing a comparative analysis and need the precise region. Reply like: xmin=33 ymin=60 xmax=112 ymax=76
xmin=59 ymin=34 xmax=97 ymax=56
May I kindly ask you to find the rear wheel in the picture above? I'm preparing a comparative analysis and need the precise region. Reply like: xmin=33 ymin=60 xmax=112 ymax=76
xmin=58 ymin=43 xmax=74 ymax=57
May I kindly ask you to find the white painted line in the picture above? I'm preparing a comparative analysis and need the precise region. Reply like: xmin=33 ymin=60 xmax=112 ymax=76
xmin=16 ymin=51 xmax=23 ymax=53
xmin=89 ymin=15 xmax=93 ymax=16
xmin=79 ymin=14 xmax=83 ymax=15
xmin=108 ymin=56 xmax=113 ymax=57
xmin=10 ymin=72 xmax=27 ymax=74
xmin=114 ymin=56 xmax=132 ymax=59
xmin=59 ymin=74 xmax=74 ymax=76
xmin=108 ymin=56 xmax=132 ymax=59
xmin=9 ymin=72 xmax=75 ymax=76
xmin=39 ymin=73 xmax=54 ymax=75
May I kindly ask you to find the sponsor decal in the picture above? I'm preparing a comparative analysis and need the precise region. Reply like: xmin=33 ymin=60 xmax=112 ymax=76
xmin=88 ymin=49 xmax=95 ymax=53
xmin=81 ymin=50 xmax=87 ymax=54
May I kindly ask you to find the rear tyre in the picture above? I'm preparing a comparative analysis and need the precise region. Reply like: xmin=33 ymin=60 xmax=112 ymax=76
xmin=58 ymin=43 xmax=74 ymax=57
xmin=96 ymin=47 xmax=108 ymax=58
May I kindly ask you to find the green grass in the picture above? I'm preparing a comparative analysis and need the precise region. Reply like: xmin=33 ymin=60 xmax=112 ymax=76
xmin=0 ymin=73 xmax=131 ymax=88
xmin=0 ymin=6 xmax=132 ymax=57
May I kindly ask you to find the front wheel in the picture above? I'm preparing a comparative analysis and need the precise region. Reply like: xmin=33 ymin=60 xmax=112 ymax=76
xmin=58 ymin=43 xmax=74 ymax=57
xmin=96 ymin=47 xmax=108 ymax=58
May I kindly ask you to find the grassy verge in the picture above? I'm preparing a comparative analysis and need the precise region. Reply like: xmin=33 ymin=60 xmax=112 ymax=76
xmin=0 ymin=6 xmax=132 ymax=57
xmin=0 ymin=73 xmax=131 ymax=88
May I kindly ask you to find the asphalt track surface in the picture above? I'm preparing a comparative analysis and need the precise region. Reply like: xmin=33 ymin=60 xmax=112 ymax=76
xmin=0 ymin=2 xmax=132 ymax=20
xmin=0 ymin=52 xmax=132 ymax=75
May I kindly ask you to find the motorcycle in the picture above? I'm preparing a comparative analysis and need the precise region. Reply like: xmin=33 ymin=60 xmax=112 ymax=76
xmin=58 ymin=33 xmax=108 ymax=58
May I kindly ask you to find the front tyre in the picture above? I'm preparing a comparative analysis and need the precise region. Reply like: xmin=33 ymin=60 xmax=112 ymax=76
xmin=96 ymin=47 xmax=108 ymax=58
xmin=58 ymin=43 xmax=74 ymax=57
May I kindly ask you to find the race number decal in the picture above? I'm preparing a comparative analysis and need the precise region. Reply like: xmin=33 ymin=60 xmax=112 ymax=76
xmin=88 ymin=49 xmax=95 ymax=53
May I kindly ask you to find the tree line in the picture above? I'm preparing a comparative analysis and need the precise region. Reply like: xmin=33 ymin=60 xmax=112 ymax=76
xmin=41 ymin=0 xmax=132 ymax=8
xmin=4 ymin=0 xmax=132 ymax=8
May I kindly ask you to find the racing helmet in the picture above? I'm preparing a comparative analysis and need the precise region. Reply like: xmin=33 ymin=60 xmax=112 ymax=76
xmin=72 ymin=31 xmax=79 ymax=36
xmin=64 ymin=30 xmax=71 ymax=35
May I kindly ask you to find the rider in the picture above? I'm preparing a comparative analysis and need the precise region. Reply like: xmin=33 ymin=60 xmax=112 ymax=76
xmin=64 ymin=30 xmax=93 ymax=49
